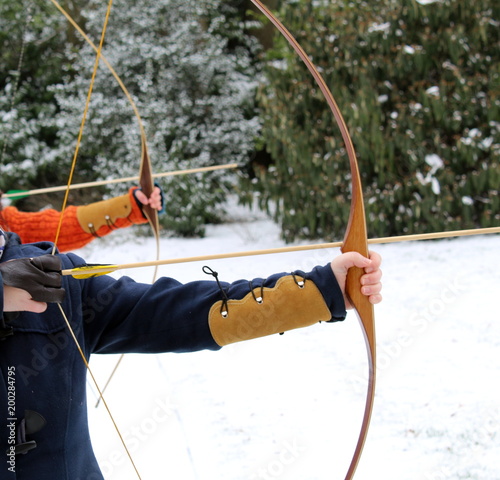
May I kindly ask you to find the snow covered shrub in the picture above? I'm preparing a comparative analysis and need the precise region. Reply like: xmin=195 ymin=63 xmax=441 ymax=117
xmin=0 ymin=0 xmax=78 ymax=207
xmin=1 ymin=0 xmax=262 ymax=236
xmin=248 ymin=0 xmax=499 ymax=241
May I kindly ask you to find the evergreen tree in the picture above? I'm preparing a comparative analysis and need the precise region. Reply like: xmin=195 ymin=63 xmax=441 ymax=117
xmin=249 ymin=0 xmax=499 ymax=241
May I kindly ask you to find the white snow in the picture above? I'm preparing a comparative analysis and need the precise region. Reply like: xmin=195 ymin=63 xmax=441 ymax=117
xmin=424 ymin=154 xmax=444 ymax=172
xmin=416 ymin=154 xmax=444 ymax=195
xmin=425 ymin=86 xmax=440 ymax=97
xmin=77 ymin=201 xmax=499 ymax=480
xmin=416 ymin=0 xmax=442 ymax=5
xmin=367 ymin=22 xmax=391 ymax=34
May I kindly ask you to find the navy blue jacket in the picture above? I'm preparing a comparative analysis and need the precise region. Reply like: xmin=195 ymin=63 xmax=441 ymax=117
xmin=0 ymin=233 xmax=345 ymax=479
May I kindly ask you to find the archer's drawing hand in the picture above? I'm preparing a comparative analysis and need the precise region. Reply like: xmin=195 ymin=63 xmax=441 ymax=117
xmin=3 ymin=286 xmax=51 ymax=313
xmin=134 ymin=185 xmax=163 ymax=212
xmin=330 ymin=251 xmax=382 ymax=309
xmin=0 ymin=255 xmax=66 ymax=312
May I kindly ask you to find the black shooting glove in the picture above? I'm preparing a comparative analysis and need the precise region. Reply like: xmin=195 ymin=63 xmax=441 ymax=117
xmin=0 ymin=255 xmax=66 ymax=303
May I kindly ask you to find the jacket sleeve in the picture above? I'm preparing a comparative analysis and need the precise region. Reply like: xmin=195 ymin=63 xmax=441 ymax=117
xmin=1 ymin=188 xmax=147 ymax=252
xmin=68 ymin=252 xmax=346 ymax=355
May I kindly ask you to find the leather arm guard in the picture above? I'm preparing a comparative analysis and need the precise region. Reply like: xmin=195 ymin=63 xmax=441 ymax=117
xmin=76 ymin=188 xmax=147 ymax=235
xmin=208 ymin=274 xmax=332 ymax=347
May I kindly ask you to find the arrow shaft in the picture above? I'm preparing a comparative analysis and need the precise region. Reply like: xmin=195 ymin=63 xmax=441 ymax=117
xmin=3 ymin=164 xmax=239 ymax=199
xmin=61 ymin=226 xmax=499 ymax=277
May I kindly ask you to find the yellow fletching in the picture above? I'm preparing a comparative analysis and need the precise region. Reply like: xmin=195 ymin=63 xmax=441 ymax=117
xmin=66 ymin=264 xmax=117 ymax=279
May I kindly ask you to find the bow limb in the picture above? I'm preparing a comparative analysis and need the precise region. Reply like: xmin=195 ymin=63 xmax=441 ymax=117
xmin=341 ymin=147 xmax=376 ymax=479
xmin=249 ymin=1 xmax=375 ymax=478
xmin=339 ymin=82 xmax=375 ymax=480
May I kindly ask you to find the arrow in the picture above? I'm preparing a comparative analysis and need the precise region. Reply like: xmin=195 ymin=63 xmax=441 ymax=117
xmin=61 ymin=226 xmax=499 ymax=279
xmin=2 ymin=163 xmax=239 ymax=199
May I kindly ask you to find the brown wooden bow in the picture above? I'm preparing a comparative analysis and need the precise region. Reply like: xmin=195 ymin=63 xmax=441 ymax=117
xmin=340 ymin=125 xmax=375 ymax=479
xmin=249 ymin=1 xmax=375 ymax=477
xmin=138 ymin=136 xmax=161 ymax=274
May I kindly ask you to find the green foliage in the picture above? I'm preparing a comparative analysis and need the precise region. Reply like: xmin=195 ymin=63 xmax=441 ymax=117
xmin=247 ymin=0 xmax=499 ymax=241
xmin=159 ymin=167 xmax=230 ymax=237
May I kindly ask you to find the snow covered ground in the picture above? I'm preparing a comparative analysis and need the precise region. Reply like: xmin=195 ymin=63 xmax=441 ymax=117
xmin=78 ymin=202 xmax=499 ymax=480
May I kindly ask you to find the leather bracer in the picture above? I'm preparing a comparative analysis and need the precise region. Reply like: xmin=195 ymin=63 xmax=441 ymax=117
xmin=208 ymin=274 xmax=332 ymax=347
xmin=76 ymin=194 xmax=136 ymax=234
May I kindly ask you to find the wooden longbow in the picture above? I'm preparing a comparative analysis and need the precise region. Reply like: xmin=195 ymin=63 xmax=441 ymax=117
xmin=249 ymin=1 xmax=375 ymax=477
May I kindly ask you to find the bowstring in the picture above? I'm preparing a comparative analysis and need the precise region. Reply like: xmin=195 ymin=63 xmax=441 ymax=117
xmin=49 ymin=1 xmax=142 ymax=478
xmin=51 ymin=1 xmax=111 ymax=254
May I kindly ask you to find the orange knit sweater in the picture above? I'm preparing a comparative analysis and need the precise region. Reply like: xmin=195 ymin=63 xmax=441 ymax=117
xmin=0 ymin=188 xmax=148 ymax=252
